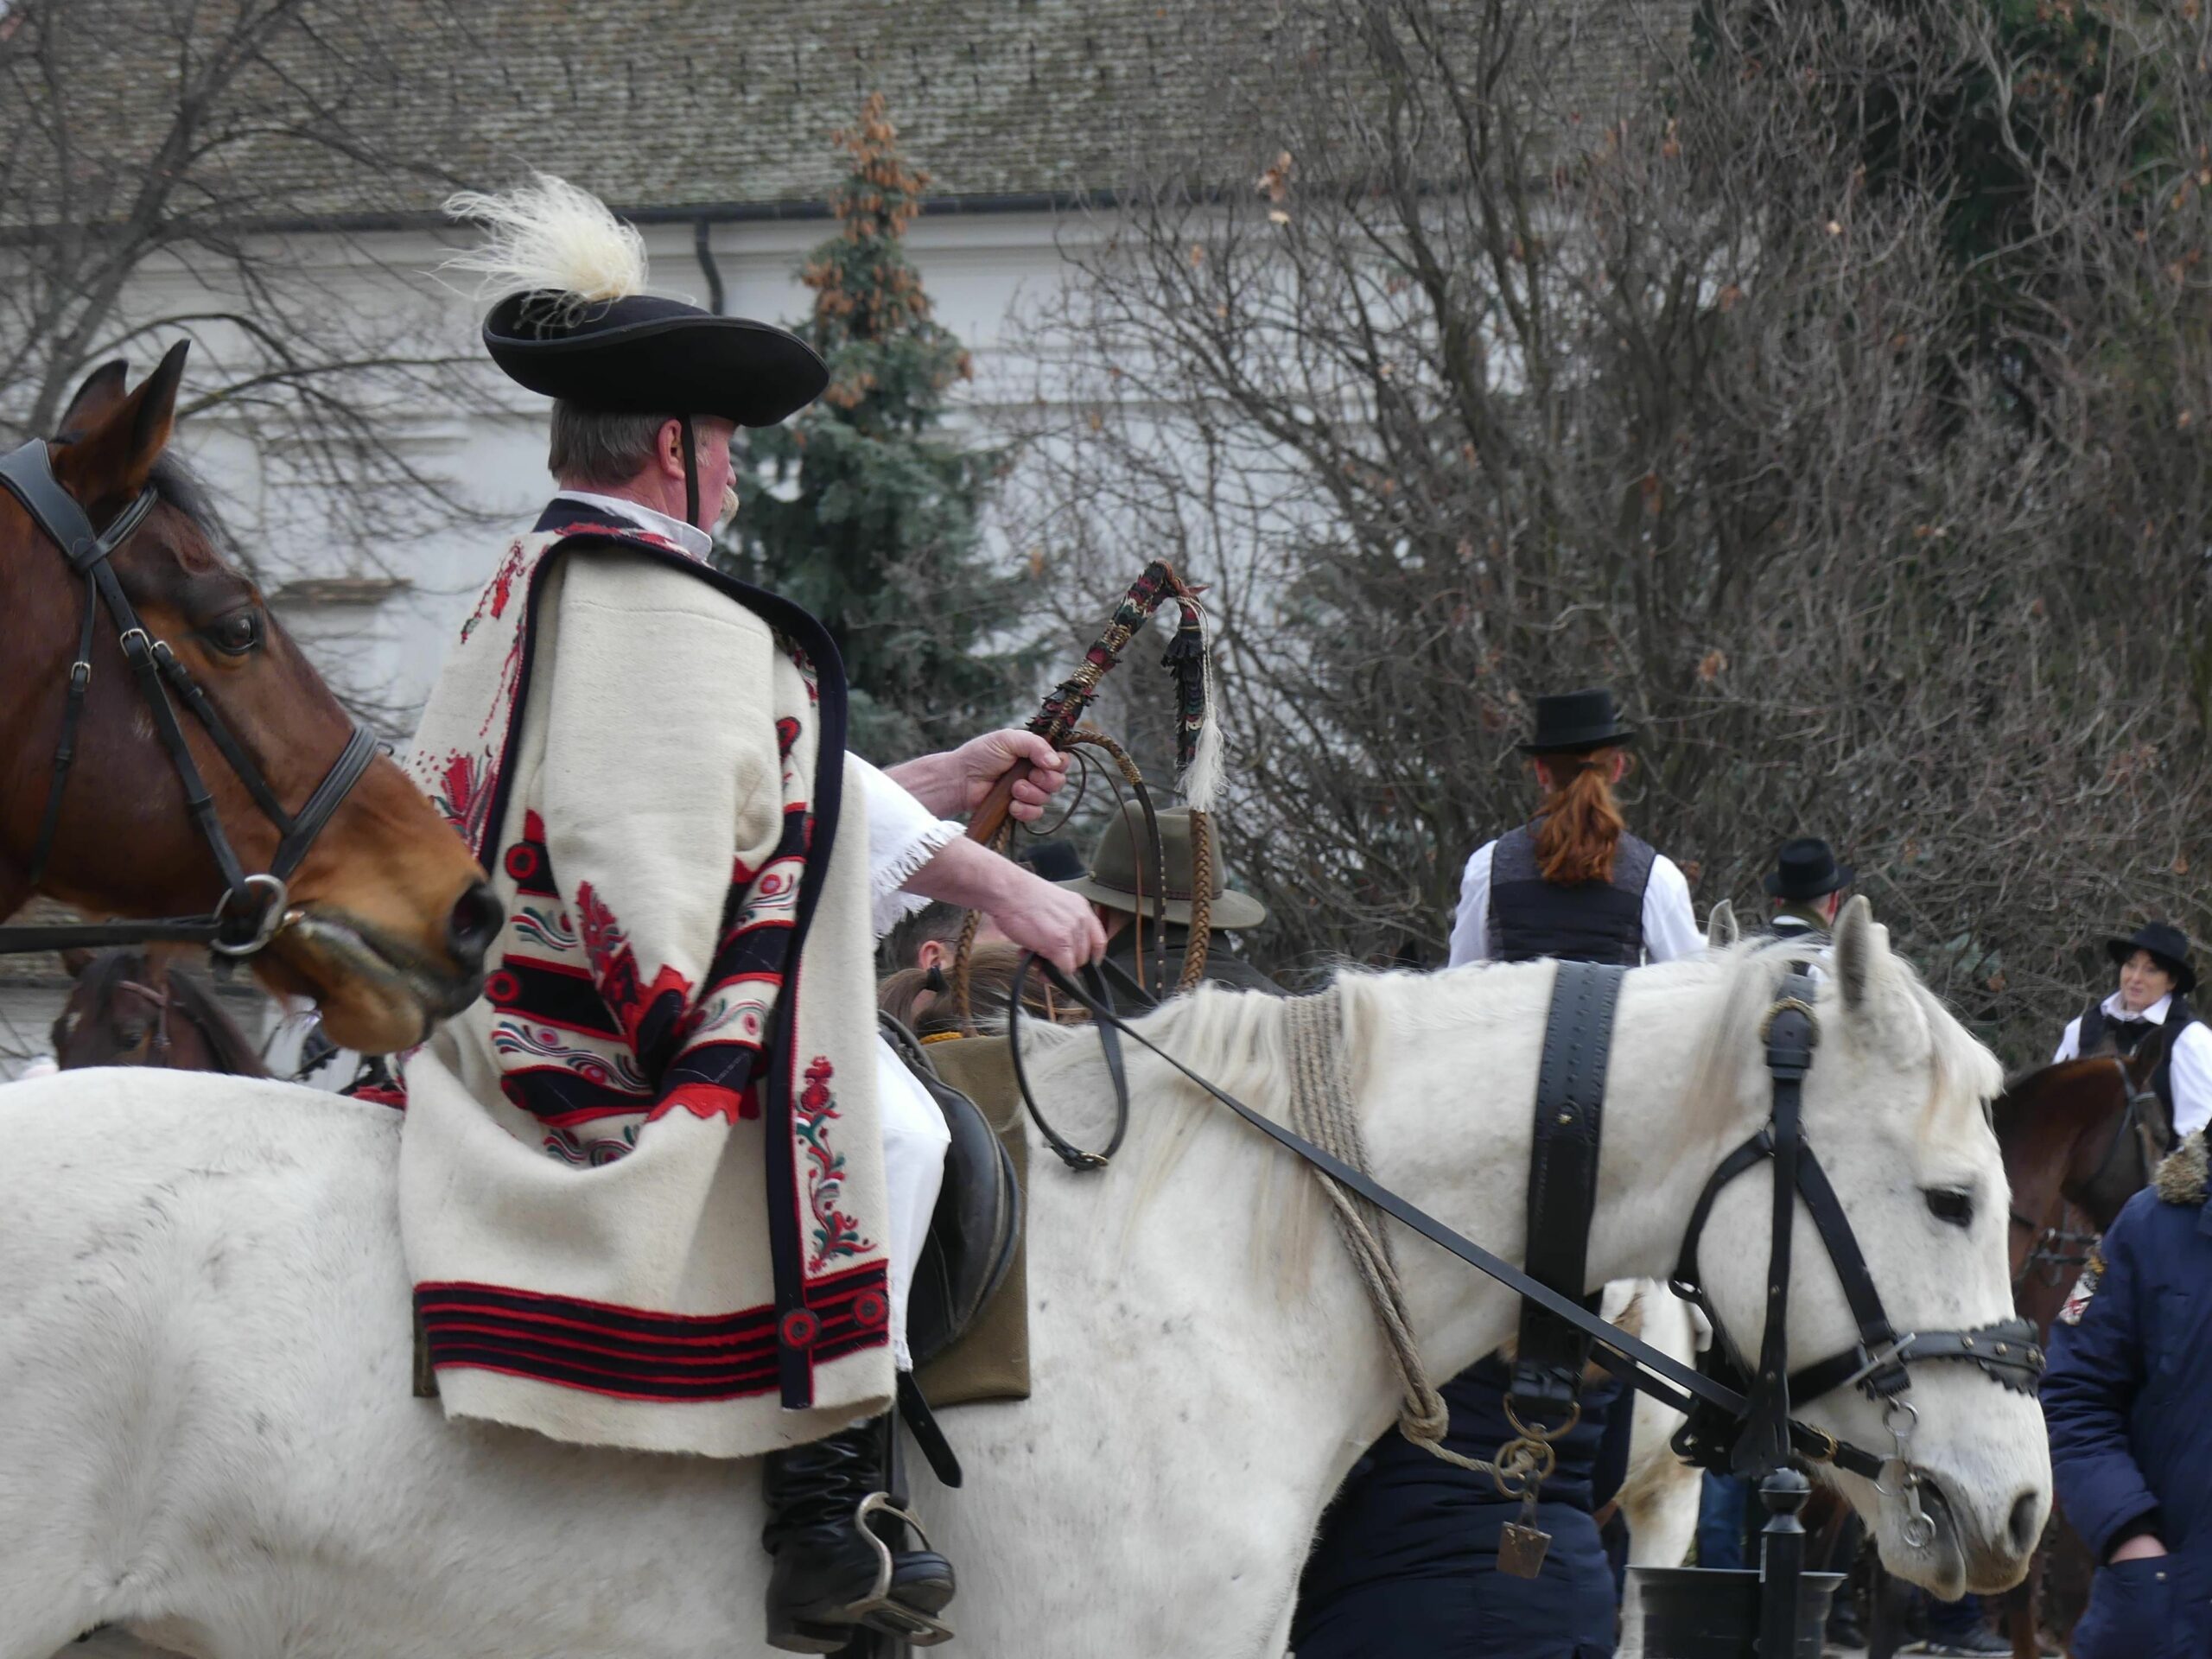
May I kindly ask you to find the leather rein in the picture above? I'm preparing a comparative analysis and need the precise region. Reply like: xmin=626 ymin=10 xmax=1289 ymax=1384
xmin=0 ymin=439 xmax=377 ymax=959
xmin=1004 ymin=955 xmax=2044 ymax=1495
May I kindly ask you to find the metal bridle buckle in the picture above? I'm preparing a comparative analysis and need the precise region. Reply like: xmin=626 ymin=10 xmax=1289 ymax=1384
xmin=1835 ymin=1332 xmax=1919 ymax=1395
xmin=211 ymin=873 xmax=290 ymax=958
xmin=68 ymin=659 xmax=91 ymax=690
xmin=1758 ymin=996 xmax=1821 ymax=1046
xmin=117 ymin=626 xmax=152 ymax=659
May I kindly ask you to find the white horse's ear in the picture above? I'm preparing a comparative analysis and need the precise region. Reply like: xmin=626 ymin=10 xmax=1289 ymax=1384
xmin=1706 ymin=900 xmax=1738 ymax=950
xmin=1833 ymin=894 xmax=1882 ymax=1013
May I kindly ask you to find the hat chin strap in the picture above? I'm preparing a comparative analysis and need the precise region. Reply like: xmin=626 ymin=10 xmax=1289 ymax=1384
xmin=677 ymin=413 xmax=700 ymax=531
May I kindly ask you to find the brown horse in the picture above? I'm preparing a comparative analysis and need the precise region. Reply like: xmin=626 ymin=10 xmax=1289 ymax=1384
xmin=2 ymin=347 xmax=497 ymax=1052
xmin=52 ymin=947 xmax=269 ymax=1077
xmin=1989 ymin=1053 xmax=2168 ymax=1659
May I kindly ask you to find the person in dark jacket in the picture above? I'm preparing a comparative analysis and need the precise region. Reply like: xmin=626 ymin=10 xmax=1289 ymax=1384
xmin=1060 ymin=804 xmax=1282 ymax=995
xmin=1447 ymin=689 xmax=1700 ymax=968
xmin=2051 ymin=920 xmax=2211 ymax=1143
xmin=1294 ymin=1357 xmax=1636 ymax=1659
xmin=1764 ymin=837 xmax=1853 ymax=944
xmin=2042 ymin=1129 xmax=2212 ymax=1659
xmin=1298 ymin=690 xmax=1694 ymax=1658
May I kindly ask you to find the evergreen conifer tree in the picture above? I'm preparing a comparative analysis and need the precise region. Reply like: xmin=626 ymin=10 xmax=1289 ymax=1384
xmin=720 ymin=93 xmax=1029 ymax=757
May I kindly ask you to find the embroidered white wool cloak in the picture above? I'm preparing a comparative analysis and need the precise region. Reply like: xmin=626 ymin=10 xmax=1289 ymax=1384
xmin=400 ymin=513 xmax=893 ymax=1459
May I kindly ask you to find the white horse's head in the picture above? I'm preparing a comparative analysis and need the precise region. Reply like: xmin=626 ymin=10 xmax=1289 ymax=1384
xmin=1693 ymin=899 xmax=2049 ymax=1596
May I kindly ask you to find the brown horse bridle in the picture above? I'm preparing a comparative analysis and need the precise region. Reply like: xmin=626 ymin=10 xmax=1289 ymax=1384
xmin=0 ymin=439 xmax=377 ymax=959
xmin=2007 ymin=1053 xmax=2163 ymax=1288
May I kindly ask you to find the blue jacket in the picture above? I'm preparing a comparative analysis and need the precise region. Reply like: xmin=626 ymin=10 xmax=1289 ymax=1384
xmin=2042 ymin=1134 xmax=2212 ymax=1659
xmin=1293 ymin=1356 xmax=1633 ymax=1659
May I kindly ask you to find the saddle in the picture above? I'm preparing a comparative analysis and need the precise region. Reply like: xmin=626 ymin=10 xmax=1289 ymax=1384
xmin=880 ymin=1017 xmax=1023 ymax=1374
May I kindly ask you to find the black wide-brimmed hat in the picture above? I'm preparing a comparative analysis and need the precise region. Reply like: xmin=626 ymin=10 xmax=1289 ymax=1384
xmin=2106 ymin=919 xmax=2196 ymax=995
xmin=1764 ymin=837 xmax=1854 ymax=901
xmin=1519 ymin=687 xmax=1638 ymax=755
xmin=484 ymin=291 xmax=827 ymax=428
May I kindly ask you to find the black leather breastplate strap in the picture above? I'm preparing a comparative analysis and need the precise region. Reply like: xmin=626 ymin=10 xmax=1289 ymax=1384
xmin=1509 ymin=960 xmax=1627 ymax=1423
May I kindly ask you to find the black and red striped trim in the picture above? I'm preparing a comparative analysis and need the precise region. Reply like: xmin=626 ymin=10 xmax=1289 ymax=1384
xmin=414 ymin=1260 xmax=888 ymax=1402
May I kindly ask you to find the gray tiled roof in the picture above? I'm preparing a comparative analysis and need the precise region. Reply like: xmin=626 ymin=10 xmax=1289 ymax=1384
xmin=13 ymin=0 xmax=1670 ymax=225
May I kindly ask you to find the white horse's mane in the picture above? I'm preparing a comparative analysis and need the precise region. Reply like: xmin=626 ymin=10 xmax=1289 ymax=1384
xmin=1020 ymin=931 xmax=2000 ymax=1230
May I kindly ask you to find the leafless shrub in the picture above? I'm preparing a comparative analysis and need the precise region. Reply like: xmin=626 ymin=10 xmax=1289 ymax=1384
xmin=1008 ymin=0 xmax=2212 ymax=1063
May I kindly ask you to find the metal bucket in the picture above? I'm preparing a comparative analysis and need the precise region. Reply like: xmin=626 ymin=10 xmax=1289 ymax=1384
xmin=1630 ymin=1565 xmax=1845 ymax=1659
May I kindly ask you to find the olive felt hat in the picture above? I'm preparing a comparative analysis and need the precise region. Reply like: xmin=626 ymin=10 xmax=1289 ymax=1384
xmin=1058 ymin=805 xmax=1268 ymax=930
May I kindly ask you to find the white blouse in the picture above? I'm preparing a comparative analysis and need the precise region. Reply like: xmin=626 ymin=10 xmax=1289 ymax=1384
xmin=1447 ymin=837 xmax=1703 ymax=968
xmin=2053 ymin=990 xmax=2212 ymax=1141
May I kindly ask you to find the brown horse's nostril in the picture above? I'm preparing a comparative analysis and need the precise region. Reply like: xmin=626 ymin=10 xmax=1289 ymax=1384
xmin=2007 ymin=1490 xmax=2043 ymax=1558
xmin=446 ymin=880 xmax=504 ymax=974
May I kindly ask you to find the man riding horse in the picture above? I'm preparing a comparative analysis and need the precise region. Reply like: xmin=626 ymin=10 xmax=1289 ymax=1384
xmin=398 ymin=176 xmax=1103 ymax=1651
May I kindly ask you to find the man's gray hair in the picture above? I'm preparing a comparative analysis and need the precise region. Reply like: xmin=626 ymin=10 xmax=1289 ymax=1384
xmin=547 ymin=401 xmax=673 ymax=488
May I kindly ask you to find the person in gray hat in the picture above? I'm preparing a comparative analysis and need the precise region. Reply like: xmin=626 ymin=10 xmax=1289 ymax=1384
xmin=1062 ymin=804 xmax=1282 ymax=995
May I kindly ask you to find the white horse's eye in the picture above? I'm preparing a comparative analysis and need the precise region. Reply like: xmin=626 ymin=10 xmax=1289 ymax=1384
xmin=1924 ymin=1187 xmax=1974 ymax=1228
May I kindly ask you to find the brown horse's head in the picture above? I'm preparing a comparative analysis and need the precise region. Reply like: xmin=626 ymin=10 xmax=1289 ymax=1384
xmin=2 ymin=346 xmax=499 ymax=1051
xmin=52 ymin=946 xmax=270 ymax=1077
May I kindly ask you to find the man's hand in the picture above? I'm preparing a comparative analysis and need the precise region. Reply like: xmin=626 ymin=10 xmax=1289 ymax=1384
xmin=985 ymin=868 xmax=1108 ymax=975
xmin=883 ymin=730 xmax=1071 ymax=822
xmin=898 ymin=837 xmax=1105 ymax=976
xmin=2110 ymin=1534 xmax=2169 ymax=1565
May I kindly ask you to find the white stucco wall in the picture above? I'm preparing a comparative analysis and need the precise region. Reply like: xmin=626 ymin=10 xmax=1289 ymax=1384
xmin=1 ymin=207 xmax=1097 ymax=1075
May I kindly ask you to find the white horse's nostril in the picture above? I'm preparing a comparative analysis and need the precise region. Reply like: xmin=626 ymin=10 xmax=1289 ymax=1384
xmin=2006 ymin=1490 xmax=2043 ymax=1558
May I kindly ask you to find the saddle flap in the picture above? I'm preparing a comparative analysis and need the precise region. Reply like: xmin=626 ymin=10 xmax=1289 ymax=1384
xmin=882 ymin=1019 xmax=1024 ymax=1374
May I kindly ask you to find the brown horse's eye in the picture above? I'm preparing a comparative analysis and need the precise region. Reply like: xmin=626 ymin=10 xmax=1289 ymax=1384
xmin=207 ymin=609 xmax=263 ymax=655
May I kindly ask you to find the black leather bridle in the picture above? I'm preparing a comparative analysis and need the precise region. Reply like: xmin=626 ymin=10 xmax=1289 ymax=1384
xmin=0 ymin=439 xmax=378 ymax=958
xmin=1007 ymin=954 xmax=2044 ymax=1500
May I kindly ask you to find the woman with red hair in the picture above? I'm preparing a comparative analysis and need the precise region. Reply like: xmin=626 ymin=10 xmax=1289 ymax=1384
xmin=1447 ymin=687 xmax=1700 ymax=969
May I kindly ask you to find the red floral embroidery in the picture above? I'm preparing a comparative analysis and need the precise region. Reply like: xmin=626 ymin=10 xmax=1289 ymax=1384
xmin=796 ymin=1056 xmax=872 ymax=1270
xmin=429 ymin=751 xmax=494 ymax=849
xmin=575 ymin=881 xmax=693 ymax=1048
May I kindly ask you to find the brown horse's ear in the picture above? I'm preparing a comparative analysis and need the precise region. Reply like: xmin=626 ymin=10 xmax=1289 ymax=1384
xmin=52 ymin=340 xmax=191 ymax=507
xmin=58 ymin=946 xmax=96 ymax=979
xmin=55 ymin=360 xmax=130 ymax=436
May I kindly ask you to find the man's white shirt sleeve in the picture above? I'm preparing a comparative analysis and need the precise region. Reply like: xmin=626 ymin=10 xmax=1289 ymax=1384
xmin=851 ymin=755 xmax=961 ymax=940
xmin=2170 ymin=1023 xmax=2212 ymax=1139
xmin=1447 ymin=842 xmax=1496 ymax=967
xmin=1642 ymin=855 xmax=1702 ymax=964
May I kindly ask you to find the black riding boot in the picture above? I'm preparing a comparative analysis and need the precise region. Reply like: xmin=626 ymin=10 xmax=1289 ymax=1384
xmin=760 ymin=1413 xmax=956 ymax=1653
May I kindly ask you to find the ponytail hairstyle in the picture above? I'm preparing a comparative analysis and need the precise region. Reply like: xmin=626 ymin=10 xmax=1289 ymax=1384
xmin=1533 ymin=747 xmax=1630 ymax=886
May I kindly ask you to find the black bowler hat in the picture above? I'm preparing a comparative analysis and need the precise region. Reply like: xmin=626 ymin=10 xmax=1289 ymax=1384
xmin=1764 ymin=837 xmax=1854 ymax=901
xmin=2107 ymin=919 xmax=2196 ymax=996
xmin=1518 ymin=688 xmax=1638 ymax=755
xmin=484 ymin=291 xmax=827 ymax=428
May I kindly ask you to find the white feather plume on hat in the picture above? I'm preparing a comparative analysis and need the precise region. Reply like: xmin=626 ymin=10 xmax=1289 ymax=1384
xmin=442 ymin=174 xmax=648 ymax=317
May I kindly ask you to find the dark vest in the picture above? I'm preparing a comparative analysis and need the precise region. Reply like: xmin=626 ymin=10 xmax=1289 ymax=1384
xmin=2078 ymin=995 xmax=2196 ymax=1122
xmin=1487 ymin=823 xmax=1656 ymax=967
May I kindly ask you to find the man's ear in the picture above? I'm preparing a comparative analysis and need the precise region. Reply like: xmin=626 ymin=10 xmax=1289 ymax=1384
xmin=917 ymin=938 xmax=950 ymax=973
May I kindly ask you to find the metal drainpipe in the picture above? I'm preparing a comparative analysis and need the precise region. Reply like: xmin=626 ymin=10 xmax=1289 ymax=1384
xmin=694 ymin=218 xmax=726 ymax=315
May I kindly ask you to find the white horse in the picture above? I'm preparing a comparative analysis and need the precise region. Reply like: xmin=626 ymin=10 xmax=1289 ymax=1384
xmin=3 ymin=904 xmax=2046 ymax=1658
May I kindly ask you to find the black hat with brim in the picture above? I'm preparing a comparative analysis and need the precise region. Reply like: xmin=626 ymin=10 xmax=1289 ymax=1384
xmin=2106 ymin=919 xmax=2196 ymax=995
xmin=1764 ymin=836 xmax=1855 ymax=900
xmin=484 ymin=291 xmax=828 ymax=427
xmin=1518 ymin=687 xmax=1638 ymax=755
